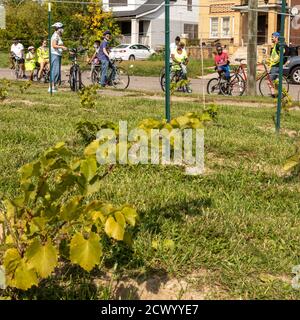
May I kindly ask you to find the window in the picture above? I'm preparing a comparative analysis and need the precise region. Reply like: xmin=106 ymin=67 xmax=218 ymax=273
xmin=187 ymin=0 xmax=192 ymax=11
xmin=221 ymin=17 xmax=230 ymax=37
xmin=184 ymin=24 xmax=198 ymax=39
xmin=210 ymin=17 xmax=218 ymax=38
xmin=109 ymin=0 xmax=128 ymax=7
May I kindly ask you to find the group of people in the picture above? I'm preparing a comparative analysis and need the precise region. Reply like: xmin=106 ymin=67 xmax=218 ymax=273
xmin=10 ymin=39 xmax=49 ymax=81
xmin=10 ymin=23 xmax=283 ymax=95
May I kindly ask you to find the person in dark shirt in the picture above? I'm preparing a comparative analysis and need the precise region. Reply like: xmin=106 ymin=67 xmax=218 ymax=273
xmin=99 ymin=30 xmax=116 ymax=87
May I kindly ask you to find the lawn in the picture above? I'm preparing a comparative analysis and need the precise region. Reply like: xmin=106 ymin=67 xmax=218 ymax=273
xmin=0 ymin=50 xmax=9 ymax=68
xmin=0 ymin=83 xmax=300 ymax=299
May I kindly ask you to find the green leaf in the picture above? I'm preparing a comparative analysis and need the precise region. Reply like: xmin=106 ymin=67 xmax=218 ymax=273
xmin=25 ymin=239 xmax=58 ymax=278
xmin=84 ymin=140 xmax=100 ymax=156
xmin=19 ymin=161 xmax=41 ymax=183
xmin=70 ymin=232 xmax=102 ymax=272
xmin=114 ymin=211 xmax=126 ymax=228
xmin=283 ymin=154 xmax=300 ymax=172
xmin=104 ymin=216 xmax=125 ymax=241
xmin=85 ymin=179 xmax=101 ymax=196
xmin=11 ymin=260 xmax=38 ymax=291
xmin=80 ymin=157 xmax=97 ymax=182
xmin=60 ymin=196 xmax=83 ymax=221
xmin=121 ymin=206 xmax=138 ymax=227
xmin=3 ymin=248 xmax=21 ymax=274
xmin=175 ymin=116 xmax=190 ymax=128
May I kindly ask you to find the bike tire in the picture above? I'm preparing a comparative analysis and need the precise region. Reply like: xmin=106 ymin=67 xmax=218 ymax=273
xmin=160 ymin=72 xmax=178 ymax=92
xmin=220 ymin=74 xmax=246 ymax=96
xmin=259 ymin=73 xmax=289 ymax=97
xmin=91 ymin=68 xmax=99 ymax=85
xmin=112 ymin=67 xmax=130 ymax=90
xmin=207 ymin=78 xmax=222 ymax=95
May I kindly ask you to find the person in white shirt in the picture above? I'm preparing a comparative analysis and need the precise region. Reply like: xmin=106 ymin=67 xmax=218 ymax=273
xmin=50 ymin=22 xmax=67 ymax=92
xmin=10 ymin=39 xmax=26 ymax=78
xmin=170 ymin=36 xmax=181 ymax=62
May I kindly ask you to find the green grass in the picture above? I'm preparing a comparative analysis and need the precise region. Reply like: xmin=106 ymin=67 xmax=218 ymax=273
xmin=0 ymin=50 xmax=9 ymax=68
xmin=1 ymin=83 xmax=300 ymax=299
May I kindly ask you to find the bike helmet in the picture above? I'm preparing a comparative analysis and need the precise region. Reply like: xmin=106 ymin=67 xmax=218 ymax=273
xmin=52 ymin=22 xmax=64 ymax=29
xmin=28 ymin=46 xmax=35 ymax=50
xmin=103 ymin=30 xmax=111 ymax=36
xmin=272 ymin=32 xmax=280 ymax=38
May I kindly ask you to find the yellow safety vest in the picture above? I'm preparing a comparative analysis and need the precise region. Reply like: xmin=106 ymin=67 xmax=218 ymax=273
xmin=37 ymin=47 xmax=49 ymax=62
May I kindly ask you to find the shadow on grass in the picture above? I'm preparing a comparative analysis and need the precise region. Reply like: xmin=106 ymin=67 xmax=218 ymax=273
xmin=140 ymin=197 xmax=212 ymax=235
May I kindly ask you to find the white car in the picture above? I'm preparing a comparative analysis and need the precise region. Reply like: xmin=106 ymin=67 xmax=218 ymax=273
xmin=110 ymin=44 xmax=156 ymax=61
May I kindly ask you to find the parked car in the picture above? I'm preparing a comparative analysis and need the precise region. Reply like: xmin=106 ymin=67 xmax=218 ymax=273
xmin=284 ymin=55 xmax=300 ymax=84
xmin=109 ymin=44 xmax=156 ymax=61
xmin=283 ymin=46 xmax=300 ymax=84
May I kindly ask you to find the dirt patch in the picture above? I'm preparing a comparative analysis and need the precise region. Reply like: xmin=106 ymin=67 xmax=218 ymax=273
xmin=4 ymin=99 xmax=36 ymax=106
xmin=94 ymin=270 xmax=224 ymax=300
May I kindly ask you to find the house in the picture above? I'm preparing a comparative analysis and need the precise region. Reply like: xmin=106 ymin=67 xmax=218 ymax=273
xmin=290 ymin=0 xmax=300 ymax=45
xmin=102 ymin=0 xmax=199 ymax=48
xmin=199 ymin=0 xmax=290 ymax=47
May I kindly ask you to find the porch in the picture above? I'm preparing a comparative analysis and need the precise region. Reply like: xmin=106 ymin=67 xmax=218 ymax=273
xmin=117 ymin=19 xmax=151 ymax=46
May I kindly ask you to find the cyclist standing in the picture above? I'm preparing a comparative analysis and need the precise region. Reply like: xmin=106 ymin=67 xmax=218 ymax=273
xmin=25 ymin=46 xmax=37 ymax=81
xmin=214 ymin=44 xmax=230 ymax=81
xmin=37 ymin=40 xmax=49 ymax=81
xmin=10 ymin=39 xmax=26 ymax=78
xmin=50 ymin=22 xmax=67 ymax=92
xmin=99 ymin=30 xmax=116 ymax=87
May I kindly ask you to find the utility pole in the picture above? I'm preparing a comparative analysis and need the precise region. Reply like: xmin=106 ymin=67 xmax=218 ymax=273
xmin=165 ymin=0 xmax=171 ymax=122
xmin=276 ymin=0 xmax=286 ymax=133
xmin=247 ymin=0 xmax=258 ymax=95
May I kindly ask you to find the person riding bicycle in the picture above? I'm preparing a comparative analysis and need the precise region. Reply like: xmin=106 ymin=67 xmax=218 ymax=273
xmin=99 ymin=30 xmax=116 ymax=87
xmin=25 ymin=46 xmax=37 ymax=81
xmin=10 ymin=39 xmax=26 ymax=78
xmin=170 ymin=36 xmax=180 ymax=63
xmin=37 ymin=39 xmax=49 ymax=81
xmin=170 ymin=42 xmax=192 ymax=93
xmin=50 ymin=22 xmax=67 ymax=92
xmin=214 ymin=44 xmax=230 ymax=82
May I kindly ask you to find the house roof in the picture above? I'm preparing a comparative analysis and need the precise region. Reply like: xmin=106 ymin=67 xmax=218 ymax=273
xmin=113 ymin=0 xmax=165 ymax=19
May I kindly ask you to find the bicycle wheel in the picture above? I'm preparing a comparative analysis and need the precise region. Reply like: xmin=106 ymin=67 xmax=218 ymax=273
xmin=112 ymin=67 xmax=130 ymax=90
xmin=207 ymin=78 xmax=222 ymax=95
xmin=259 ymin=74 xmax=289 ymax=97
xmin=69 ymin=67 xmax=76 ymax=91
xmin=221 ymin=74 xmax=246 ymax=96
xmin=15 ymin=63 xmax=20 ymax=80
xmin=91 ymin=68 xmax=100 ymax=85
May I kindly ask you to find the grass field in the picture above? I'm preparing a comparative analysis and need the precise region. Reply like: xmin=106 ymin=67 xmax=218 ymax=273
xmin=0 ymin=50 xmax=9 ymax=68
xmin=1 ymin=83 xmax=300 ymax=299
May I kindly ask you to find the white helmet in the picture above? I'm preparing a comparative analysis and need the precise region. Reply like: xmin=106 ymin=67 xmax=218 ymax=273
xmin=52 ymin=22 xmax=64 ymax=29
xmin=28 ymin=46 xmax=35 ymax=50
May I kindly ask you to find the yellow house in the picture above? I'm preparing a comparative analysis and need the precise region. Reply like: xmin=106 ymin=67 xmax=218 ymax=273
xmin=199 ymin=0 xmax=290 ymax=47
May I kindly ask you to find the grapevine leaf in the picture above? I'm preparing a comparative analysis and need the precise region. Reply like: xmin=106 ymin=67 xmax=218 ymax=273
xmin=104 ymin=216 xmax=125 ymax=241
xmin=80 ymin=156 xmax=97 ymax=182
xmin=283 ymin=154 xmax=300 ymax=172
xmin=121 ymin=206 xmax=138 ymax=227
xmin=84 ymin=140 xmax=100 ymax=156
xmin=114 ymin=211 xmax=126 ymax=228
xmin=25 ymin=239 xmax=58 ymax=278
xmin=70 ymin=232 xmax=102 ymax=272
xmin=60 ymin=196 xmax=83 ymax=221
xmin=12 ymin=260 xmax=38 ymax=291
xmin=3 ymin=248 xmax=21 ymax=274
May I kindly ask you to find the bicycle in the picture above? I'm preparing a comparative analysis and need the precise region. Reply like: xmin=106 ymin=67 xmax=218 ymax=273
xmin=232 ymin=58 xmax=289 ymax=97
xmin=68 ymin=48 xmax=87 ymax=92
xmin=32 ymin=63 xmax=50 ymax=83
xmin=207 ymin=69 xmax=246 ymax=96
xmin=160 ymin=63 xmax=192 ymax=93
xmin=10 ymin=54 xmax=23 ymax=80
xmin=91 ymin=58 xmax=130 ymax=90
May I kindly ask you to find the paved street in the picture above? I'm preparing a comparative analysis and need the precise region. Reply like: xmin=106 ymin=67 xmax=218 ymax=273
xmin=1 ymin=67 xmax=300 ymax=101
